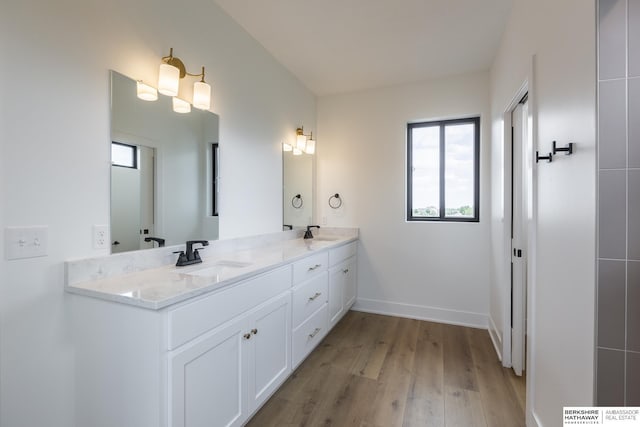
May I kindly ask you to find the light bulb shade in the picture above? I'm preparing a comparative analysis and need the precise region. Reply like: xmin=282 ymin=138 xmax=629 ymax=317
xmin=293 ymin=147 xmax=303 ymax=156
xmin=296 ymin=134 xmax=307 ymax=150
xmin=304 ymin=139 xmax=316 ymax=155
xmin=158 ymin=63 xmax=180 ymax=96
xmin=172 ymin=97 xmax=191 ymax=113
xmin=193 ymin=81 xmax=211 ymax=110
xmin=283 ymin=142 xmax=293 ymax=152
xmin=136 ymin=81 xmax=158 ymax=101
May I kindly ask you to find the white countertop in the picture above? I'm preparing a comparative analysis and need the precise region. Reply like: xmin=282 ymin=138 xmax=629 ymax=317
xmin=65 ymin=230 xmax=357 ymax=310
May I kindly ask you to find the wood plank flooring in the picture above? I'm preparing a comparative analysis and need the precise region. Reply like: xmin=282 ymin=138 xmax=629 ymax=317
xmin=247 ymin=311 xmax=525 ymax=427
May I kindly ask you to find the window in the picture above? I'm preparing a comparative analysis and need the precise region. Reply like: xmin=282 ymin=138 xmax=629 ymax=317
xmin=111 ymin=142 xmax=137 ymax=168
xmin=211 ymin=143 xmax=219 ymax=216
xmin=407 ymin=117 xmax=479 ymax=222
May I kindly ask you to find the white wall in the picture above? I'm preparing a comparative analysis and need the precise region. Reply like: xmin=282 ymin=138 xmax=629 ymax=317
xmin=489 ymin=0 xmax=596 ymax=425
xmin=317 ymin=72 xmax=491 ymax=327
xmin=0 ymin=0 xmax=315 ymax=425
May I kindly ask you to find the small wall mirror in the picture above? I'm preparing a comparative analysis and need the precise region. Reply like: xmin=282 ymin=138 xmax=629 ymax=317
xmin=110 ymin=70 xmax=220 ymax=253
xmin=283 ymin=150 xmax=313 ymax=229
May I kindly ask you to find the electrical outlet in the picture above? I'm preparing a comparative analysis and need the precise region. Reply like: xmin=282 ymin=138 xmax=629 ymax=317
xmin=322 ymin=216 xmax=328 ymax=225
xmin=93 ymin=225 xmax=109 ymax=249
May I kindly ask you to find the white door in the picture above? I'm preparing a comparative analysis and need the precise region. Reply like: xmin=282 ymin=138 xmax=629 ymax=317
xmin=111 ymin=164 xmax=141 ymax=253
xmin=246 ymin=293 xmax=291 ymax=413
xmin=341 ymin=257 xmax=357 ymax=309
xmin=328 ymin=266 xmax=345 ymax=328
xmin=511 ymin=101 xmax=528 ymax=377
xmin=170 ymin=318 xmax=248 ymax=427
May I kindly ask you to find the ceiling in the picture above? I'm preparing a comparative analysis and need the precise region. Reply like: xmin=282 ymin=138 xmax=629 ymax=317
xmin=213 ymin=0 xmax=514 ymax=96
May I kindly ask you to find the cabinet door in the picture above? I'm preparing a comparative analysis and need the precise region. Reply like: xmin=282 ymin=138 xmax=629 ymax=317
xmin=170 ymin=318 xmax=248 ymax=427
xmin=342 ymin=257 xmax=357 ymax=309
xmin=328 ymin=266 xmax=345 ymax=328
xmin=247 ymin=293 xmax=291 ymax=413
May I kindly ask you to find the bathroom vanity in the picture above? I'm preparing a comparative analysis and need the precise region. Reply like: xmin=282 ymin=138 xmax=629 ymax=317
xmin=66 ymin=228 xmax=358 ymax=427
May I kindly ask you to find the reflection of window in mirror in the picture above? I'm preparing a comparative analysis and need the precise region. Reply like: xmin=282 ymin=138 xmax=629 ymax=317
xmin=111 ymin=142 xmax=137 ymax=168
xmin=211 ymin=143 xmax=219 ymax=216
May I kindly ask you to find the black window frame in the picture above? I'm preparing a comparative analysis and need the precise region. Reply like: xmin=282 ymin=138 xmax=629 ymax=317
xmin=406 ymin=116 xmax=480 ymax=223
xmin=111 ymin=141 xmax=138 ymax=169
xmin=211 ymin=143 xmax=219 ymax=217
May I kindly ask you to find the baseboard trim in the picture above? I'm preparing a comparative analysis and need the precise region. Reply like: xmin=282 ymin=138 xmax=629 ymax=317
xmin=488 ymin=315 xmax=503 ymax=361
xmin=352 ymin=298 xmax=488 ymax=329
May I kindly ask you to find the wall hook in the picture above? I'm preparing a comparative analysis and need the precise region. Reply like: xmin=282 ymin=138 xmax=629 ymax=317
xmin=552 ymin=141 xmax=573 ymax=155
xmin=536 ymin=151 xmax=552 ymax=163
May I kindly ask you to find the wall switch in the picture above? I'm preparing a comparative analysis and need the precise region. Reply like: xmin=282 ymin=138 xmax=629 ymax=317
xmin=5 ymin=226 xmax=48 ymax=260
xmin=93 ymin=225 xmax=109 ymax=249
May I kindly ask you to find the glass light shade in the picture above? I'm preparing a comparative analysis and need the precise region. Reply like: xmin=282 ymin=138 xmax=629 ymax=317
xmin=304 ymin=139 xmax=316 ymax=155
xmin=283 ymin=142 xmax=293 ymax=152
xmin=136 ymin=81 xmax=158 ymax=101
xmin=193 ymin=81 xmax=211 ymax=110
xmin=172 ymin=97 xmax=191 ymax=114
xmin=293 ymin=147 xmax=303 ymax=156
xmin=158 ymin=63 xmax=180 ymax=96
xmin=296 ymin=134 xmax=307 ymax=150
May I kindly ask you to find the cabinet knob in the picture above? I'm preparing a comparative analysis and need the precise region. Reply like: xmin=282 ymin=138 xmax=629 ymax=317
xmin=342 ymin=268 xmax=349 ymax=274
xmin=308 ymin=292 xmax=322 ymax=302
xmin=308 ymin=327 xmax=321 ymax=339
xmin=251 ymin=328 xmax=258 ymax=335
xmin=243 ymin=333 xmax=251 ymax=340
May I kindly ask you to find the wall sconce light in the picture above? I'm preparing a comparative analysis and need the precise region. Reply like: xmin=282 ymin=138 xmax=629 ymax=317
xmin=157 ymin=48 xmax=211 ymax=111
xmin=295 ymin=126 xmax=316 ymax=155
xmin=136 ymin=81 xmax=158 ymax=101
xmin=172 ymin=97 xmax=191 ymax=114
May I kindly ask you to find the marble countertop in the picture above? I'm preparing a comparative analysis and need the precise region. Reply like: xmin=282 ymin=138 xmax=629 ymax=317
xmin=65 ymin=229 xmax=358 ymax=310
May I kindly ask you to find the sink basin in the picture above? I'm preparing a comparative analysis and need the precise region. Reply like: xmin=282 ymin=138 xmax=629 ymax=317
xmin=312 ymin=236 xmax=339 ymax=242
xmin=172 ymin=260 xmax=252 ymax=277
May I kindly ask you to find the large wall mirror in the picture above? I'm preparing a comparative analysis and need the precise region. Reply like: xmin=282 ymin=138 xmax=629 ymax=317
xmin=283 ymin=150 xmax=314 ymax=229
xmin=110 ymin=70 xmax=220 ymax=253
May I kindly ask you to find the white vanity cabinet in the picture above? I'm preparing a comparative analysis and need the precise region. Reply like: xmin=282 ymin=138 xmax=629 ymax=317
xmin=169 ymin=292 xmax=291 ymax=427
xmin=290 ymin=252 xmax=329 ymax=368
xmin=70 ymin=237 xmax=357 ymax=427
xmin=328 ymin=242 xmax=358 ymax=329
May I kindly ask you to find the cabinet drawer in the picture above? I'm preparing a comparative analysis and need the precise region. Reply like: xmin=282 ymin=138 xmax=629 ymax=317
xmin=168 ymin=266 xmax=292 ymax=349
xmin=292 ymin=272 xmax=328 ymax=328
xmin=292 ymin=252 xmax=328 ymax=285
xmin=329 ymin=241 xmax=357 ymax=266
xmin=292 ymin=304 xmax=328 ymax=368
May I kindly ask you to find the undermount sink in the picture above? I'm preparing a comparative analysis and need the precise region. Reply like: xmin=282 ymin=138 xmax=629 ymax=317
xmin=311 ymin=236 xmax=339 ymax=242
xmin=172 ymin=260 xmax=252 ymax=277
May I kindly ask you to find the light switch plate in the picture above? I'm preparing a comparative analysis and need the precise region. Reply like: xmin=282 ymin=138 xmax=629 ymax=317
xmin=5 ymin=226 xmax=48 ymax=260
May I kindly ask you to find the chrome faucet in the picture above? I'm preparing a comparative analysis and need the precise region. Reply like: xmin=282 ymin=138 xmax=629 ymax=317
xmin=174 ymin=240 xmax=209 ymax=266
xmin=304 ymin=225 xmax=320 ymax=239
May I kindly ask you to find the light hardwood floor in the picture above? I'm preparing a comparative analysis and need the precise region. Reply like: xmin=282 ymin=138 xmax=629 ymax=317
xmin=247 ymin=311 xmax=526 ymax=427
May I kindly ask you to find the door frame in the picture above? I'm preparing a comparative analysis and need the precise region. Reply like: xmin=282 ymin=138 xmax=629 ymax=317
xmin=498 ymin=56 xmax=539 ymax=427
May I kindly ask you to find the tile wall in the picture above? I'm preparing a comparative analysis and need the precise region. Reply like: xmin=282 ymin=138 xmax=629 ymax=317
xmin=597 ymin=0 xmax=640 ymax=406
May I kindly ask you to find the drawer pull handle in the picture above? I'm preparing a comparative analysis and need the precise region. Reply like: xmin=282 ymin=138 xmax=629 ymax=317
xmin=308 ymin=292 xmax=322 ymax=301
xmin=251 ymin=328 xmax=258 ymax=335
xmin=309 ymin=328 xmax=321 ymax=339
xmin=342 ymin=268 xmax=349 ymax=274
xmin=243 ymin=333 xmax=251 ymax=340
xmin=307 ymin=264 xmax=322 ymax=271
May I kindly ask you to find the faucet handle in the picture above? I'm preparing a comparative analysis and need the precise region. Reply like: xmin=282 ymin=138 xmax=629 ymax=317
xmin=193 ymin=248 xmax=205 ymax=261
xmin=173 ymin=251 xmax=188 ymax=266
